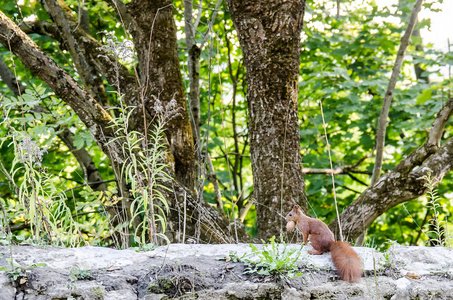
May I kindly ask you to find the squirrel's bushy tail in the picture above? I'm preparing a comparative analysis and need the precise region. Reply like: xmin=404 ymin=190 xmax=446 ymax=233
xmin=329 ymin=241 xmax=362 ymax=282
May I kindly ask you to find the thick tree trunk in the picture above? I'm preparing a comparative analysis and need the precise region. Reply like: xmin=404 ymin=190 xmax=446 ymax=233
xmin=127 ymin=0 xmax=197 ymax=194
xmin=124 ymin=0 xmax=205 ymax=243
xmin=226 ymin=0 xmax=308 ymax=239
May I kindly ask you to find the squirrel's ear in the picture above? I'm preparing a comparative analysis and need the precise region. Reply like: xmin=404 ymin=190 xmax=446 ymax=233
xmin=293 ymin=205 xmax=300 ymax=212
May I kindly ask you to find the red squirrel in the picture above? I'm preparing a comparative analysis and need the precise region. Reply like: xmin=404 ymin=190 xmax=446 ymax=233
xmin=285 ymin=205 xmax=362 ymax=282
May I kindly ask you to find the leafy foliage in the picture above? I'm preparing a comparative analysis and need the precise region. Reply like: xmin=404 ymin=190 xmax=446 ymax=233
xmin=0 ymin=255 xmax=46 ymax=283
xmin=68 ymin=266 xmax=94 ymax=282
xmin=0 ymin=98 xmax=106 ymax=247
xmin=0 ymin=0 xmax=452 ymax=248
xmin=423 ymin=172 xmax=451 ymax=247
xmin=111 ymin=103 xmax=172 ymax=246
xmin=296 ymin=0 xmax=453 ymax=246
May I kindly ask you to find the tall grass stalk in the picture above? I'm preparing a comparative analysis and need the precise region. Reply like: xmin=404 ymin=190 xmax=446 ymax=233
xmin=109 ymin=101 xmax=172 ymax=246
xmin=423 ymin=172 xmax=450 ymax=247
xmin=1 ymin=105 xmax=87 ymax=247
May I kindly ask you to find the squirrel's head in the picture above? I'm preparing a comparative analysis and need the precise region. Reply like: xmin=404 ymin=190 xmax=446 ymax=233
xmin=285 ymin=205 xmax=303 ymax=222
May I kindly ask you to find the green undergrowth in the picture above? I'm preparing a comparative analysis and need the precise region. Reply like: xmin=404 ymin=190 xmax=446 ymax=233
xmin=227 ymin=235 xmax=304 ymax=280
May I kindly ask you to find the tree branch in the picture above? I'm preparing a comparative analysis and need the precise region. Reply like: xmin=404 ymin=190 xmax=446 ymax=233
xmin=371 ymin=0 xmax=423 ymax=185
xmin=0 ymin=54 xmax=107 ymax=192
xmin=185 ymin=0 xmax=202 ymax=153
xmin=428 ymin=98 xmax=453 ymax=146
xmin=57 ymin=128 xmax=107 ymax=191
xmin=346 ymin=172 xmax=369 ymax=187
xmin=0 ymin=11 xmax=117 ymax=145
xmin=42 ymin=0 xmax=110 ymax=106
xmin=302 ymin=153 xmax=372 ymax=177
xmin=330 ymin=97 xmax=453 ymax=242
xmin=104 ymin=0 xmax=136 ymax=32
xmin=302 ymin=167 xmax=371 ymax=176
xmin=19 ymin=19 xmax=138 ymax=106
xmin=200 ymin=0 xmax=222 ymax=49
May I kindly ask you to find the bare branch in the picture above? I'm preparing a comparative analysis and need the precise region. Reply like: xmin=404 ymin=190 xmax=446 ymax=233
xmin=428 ymin=97 xmax=453 ymax=146
xmin=185 ymin=0 xmax=201 ymax=151
xmin=20 ymin=19 xmax=137 ymax=104
xmin=302 ymin=168 xmax=371 ymax=176
xmin=0 ymin=55 xmax=25 ymax=95
xmin=42 ymin=0 xmax=111 ymax=106
xmin=346 ymin=172 xmax=368 ymax=187
xmin=193 ymin=0 xmax=203 ymax=30
xmin=200 ymin=0 xmax=223 ymax=49
xmin=302 ymin=153 xmax=372 ymax=176
xmin=104 ymin=0 xmax=136 ymax=32
xmin=371 ymin=0 xmax=423 ymax=185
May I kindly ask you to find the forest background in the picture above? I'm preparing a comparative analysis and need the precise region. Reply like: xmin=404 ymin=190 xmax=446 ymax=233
xmin=0 ymin=0 xmax=452 ymax=250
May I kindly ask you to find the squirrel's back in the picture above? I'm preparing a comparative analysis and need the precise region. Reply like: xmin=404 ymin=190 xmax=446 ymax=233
xmin=308 ymin=218 xmax=334 ymax=253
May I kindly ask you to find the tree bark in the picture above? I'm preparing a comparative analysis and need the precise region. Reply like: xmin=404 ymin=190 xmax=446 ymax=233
xmin=184 ymin=0 xmax=201 ymax=154
xmin=226 ymin=0 xmax=308 ymax=239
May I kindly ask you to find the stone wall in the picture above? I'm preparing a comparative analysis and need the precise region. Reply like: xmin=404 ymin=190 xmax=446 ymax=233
xmin=0 ymin=244 xmax=452 ymax=299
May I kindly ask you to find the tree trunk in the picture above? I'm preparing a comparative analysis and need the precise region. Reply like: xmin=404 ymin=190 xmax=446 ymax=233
xmin=184 ymin=0 xmax=202 ymax=156
xmin=127 ymin=0 xmax=197 ymax=194
xmin=226 ymin=0 xmax=308 ymax=239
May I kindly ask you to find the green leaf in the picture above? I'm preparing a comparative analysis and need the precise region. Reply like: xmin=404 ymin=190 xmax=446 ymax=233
xmin=72 ymin=135 xmax=85 ymax=150
xmin=416 ymin=88 xmax=432 ymax=105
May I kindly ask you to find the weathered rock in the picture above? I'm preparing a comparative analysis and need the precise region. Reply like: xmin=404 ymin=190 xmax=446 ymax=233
xmin=0 ymin=244 xmax=452 ymax=299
